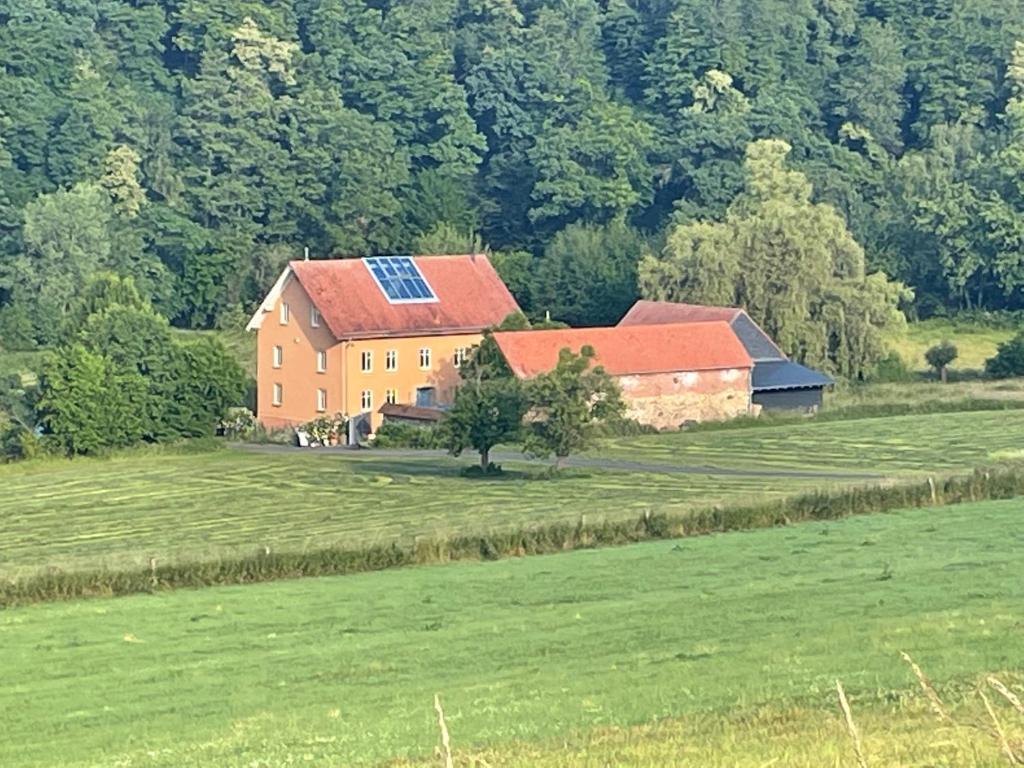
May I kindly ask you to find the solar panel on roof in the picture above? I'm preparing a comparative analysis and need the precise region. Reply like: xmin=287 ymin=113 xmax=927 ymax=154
xmin=363 ymin=257 xmax=439 ymax=304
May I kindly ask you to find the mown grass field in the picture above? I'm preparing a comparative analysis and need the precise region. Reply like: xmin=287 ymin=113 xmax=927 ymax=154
xmin=4 ymin=409 xmax=1024 ymax=582
xmin=0 ymin=445 xmax=841 ymax=581
xmin=591 ymin=409 xmax=1024 ymax=473
xmin=1 ymin=498 xmax=1020 ymax=767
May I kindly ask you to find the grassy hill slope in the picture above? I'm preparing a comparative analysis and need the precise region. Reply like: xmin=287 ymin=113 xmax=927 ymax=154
xmin=1 ymin=498 xmax=1020 ymax=767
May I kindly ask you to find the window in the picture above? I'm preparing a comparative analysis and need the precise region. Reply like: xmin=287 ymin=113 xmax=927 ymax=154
xmin=385 ymin=388 xmax=397 ymax=405
xmin=416 ymin=387 xmax=435 ymax=407
xmin=316 ymin=350 xmax=327 ymax=373
xmin=310 ymin=305 xmax=321 ymax=328
xmin=419 ymin=347 xmax=431 ymax=369
xmin=316 ymin=388 xmax=327 ymax=412
xmin=385 ymin=349 xmax=397 ymax=371
xmin=360 ymin=389 xmax=373 ymax=410
xmin=361 ymin=350 xmax=373 ymax=373
xmin=453 ymin=347 xmax=468 ymax=368
xmin=272 ymin=383 xmax=283 ymax=406
xmin=279 ymin=302 xmax=289 ymax=325
xmin=272 ymin=345 xmax=283 ymax=369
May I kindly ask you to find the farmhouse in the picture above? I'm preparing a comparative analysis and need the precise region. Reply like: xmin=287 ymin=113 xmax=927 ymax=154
xmin=246 ymin=254 xmax=519 ymax=438
xmin=619 ymin=300 xmax=833 ymax=411
xmin=493 ymin=323 xmax=753 ymax=429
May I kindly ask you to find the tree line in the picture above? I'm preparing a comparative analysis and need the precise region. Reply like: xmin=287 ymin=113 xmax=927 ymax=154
xmin=4 ymin=1 xmax=1024 ymax=369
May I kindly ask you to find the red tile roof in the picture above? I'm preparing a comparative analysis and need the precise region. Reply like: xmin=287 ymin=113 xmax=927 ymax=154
xmin=619 ymin=300 xmax=742 ymax=325
xmin=492 ymin=323 xmax=752 ymax=378
xmin=290 ymin=255 xmax=520 ymax=340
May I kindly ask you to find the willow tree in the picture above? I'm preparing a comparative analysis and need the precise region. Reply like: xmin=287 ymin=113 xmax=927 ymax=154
xmin=639 ymin=139 xmax=910 ymax=378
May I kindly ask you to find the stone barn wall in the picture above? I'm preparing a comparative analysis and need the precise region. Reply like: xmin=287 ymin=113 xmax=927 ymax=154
xmin=616 ymin=368 xmax=751 ymax=429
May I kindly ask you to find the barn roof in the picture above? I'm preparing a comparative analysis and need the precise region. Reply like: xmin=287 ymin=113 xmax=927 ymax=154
xmin=751 ymin=360 xmax=834 ymax=392
xmin=492 ymin=322 xmax=752 ymax=378
xmin=619 ymin=300 xmax=784 ymax=360
xmin=247 ymin=255 xmax=520 ymax=340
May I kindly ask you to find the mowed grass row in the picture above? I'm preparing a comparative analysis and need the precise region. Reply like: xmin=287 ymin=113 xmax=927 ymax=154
xmin=4 ymin=409 xmax=1024 ymax=581
xmin=593 ymin=410 xmax=1024 ymax=472
xmin=0 ymin=449 xmax=834 ymax=580
xmin=1 ymin=498 xmax=1020 ymax=767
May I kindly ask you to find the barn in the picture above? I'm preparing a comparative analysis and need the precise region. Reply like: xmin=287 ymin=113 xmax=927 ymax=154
xmin=618 ymin=301 xmax=833 ymax=412
xmin=492 ymin=322 xmax=753 ymax=429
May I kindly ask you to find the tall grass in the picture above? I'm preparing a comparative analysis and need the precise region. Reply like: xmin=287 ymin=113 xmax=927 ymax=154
xmin=5 ymin=464 xmax=1024 ymax=607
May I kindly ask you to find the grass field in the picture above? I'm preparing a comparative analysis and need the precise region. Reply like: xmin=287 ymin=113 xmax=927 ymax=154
xmin=590 ymin=409 xmax=1024 ymax=473
xmin=5 ymin=409 xmax=1024 ymax=582
xmin=885 ymin=317 xmax=1017 ymax=372
xmin=1 ymin=498 xmax=1020 ymax=767
xmin=0 ymin=446 xmax=841 ymax=581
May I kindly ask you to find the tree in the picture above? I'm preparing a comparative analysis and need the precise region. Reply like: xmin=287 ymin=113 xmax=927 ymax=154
xmin=38 ymin=344 xmax=147 ymax=456
xmin=523 ymin=346 xmax=623 ymax=468
xmin=5 ymin=183 xmax=113 ymax=344
xmin=640 ymin=139 xmax=910 ymax=378
xmin=532 ymin=221 xmax=649 ymax=327
xmin=985 ymin=333 xmax=1024 ymax=378
xmin=924 ymin=340 xmax=958 ymax=382
xmin=443 ymin=377 xmax=525 ymax=471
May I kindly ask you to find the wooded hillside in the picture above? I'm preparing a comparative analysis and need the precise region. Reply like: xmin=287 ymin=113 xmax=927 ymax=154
xmin=2 ymin=0 xmax=1024 ymax=342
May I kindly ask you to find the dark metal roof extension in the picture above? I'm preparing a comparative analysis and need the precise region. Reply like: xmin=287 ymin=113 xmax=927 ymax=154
xmin=752 ymin=360 xmax=834 ymax=392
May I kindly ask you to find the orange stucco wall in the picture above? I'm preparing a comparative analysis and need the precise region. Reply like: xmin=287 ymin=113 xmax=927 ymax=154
xmin=255 ymin=276 xmax=482 ymax=434
xmin=616 ymin=368 xmax=752 ymax=429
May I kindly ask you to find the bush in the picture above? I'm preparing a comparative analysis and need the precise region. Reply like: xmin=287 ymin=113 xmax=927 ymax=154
xmin=300 ymin=413 xmax=347 ymax=445
xmin=871 ymin=351 xmax=915 ymax=383
xmin=985 ymin=332 xmax=1024 ymax=378
xmin=219 ymin=407 xmax=256 ymax=439
xmin=373 ymin=419 xmax=445 ymax=449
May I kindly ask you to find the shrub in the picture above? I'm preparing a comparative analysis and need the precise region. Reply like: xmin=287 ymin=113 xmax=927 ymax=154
xmin=37 ymin=345 xmax=148 ymax=456
xmin=871 ymin=351 xmax=915 ymax=383
xmin=219 ymin=407 xmax=256 ymax=439
xmin=985 ymin=332 xmax=1024 ymax=378
xmin=373 ymin=419 xmax=444 ymax=449
xmin=301 ymin=413 xmax=347 ymax=445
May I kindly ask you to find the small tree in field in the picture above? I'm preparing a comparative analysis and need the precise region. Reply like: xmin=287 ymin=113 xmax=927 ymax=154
xmin=442 ymin=312 xmax=529 ymax=471
xmin=924 ymin=340 xmax=958 ymax=383
xmin=523 ymin=346 xmax=623 ymax=468
xmin=443 ymin=376 xmax=526 ymax=471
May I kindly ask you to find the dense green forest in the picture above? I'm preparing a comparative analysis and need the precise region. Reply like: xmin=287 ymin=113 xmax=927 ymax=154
xmin=3 ymin=0 xmax=1024 ymax=348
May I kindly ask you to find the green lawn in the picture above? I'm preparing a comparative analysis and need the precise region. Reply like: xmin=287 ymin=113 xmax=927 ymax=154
xmin=1 ymin=498 xmax=1020 ymax=767
xmin=4 ymin=409 xmax=1024 ymax=583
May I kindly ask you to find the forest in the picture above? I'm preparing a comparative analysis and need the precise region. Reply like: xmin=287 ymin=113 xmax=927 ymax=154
xmin=3 ymin=0 xmax=1024 ymax=354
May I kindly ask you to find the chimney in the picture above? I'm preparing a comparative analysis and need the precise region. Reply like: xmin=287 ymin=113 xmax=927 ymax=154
xmin=304 ymin=246 xmax=310 ymax=261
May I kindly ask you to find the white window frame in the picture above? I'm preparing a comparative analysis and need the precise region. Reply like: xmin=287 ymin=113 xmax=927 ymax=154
xmin=272 ymin=383 xmax=283 ymax=406
xmin=310 ymin=305 xmax=321 ymax=328
xmin=361 ymin=350 xmax=373 ymax=373
xmin=385 ymin=349 xmax=397 ymax=372
xmin=316 ymin=350 xmax=327 ymax=373
xmin=316 ymin=388 xmax=327 ymax=412
xmin=453 ymin=347 xmax=468 ymax=368
xmin=272 ymin=345 xmax=283 ymax=369
xmin=419 ymin=347 xmax=431 ymax=370
xmin=385 ymin=388 xmax=397 ymax=405
xmin=279 ymin=302 xmax=289 ymax=325
xmin=360 ymin=389 xmax=373 ymax=411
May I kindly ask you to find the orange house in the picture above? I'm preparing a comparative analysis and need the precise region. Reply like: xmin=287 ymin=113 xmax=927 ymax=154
xmin=246 ymin=254 xmax=520 ymax=440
